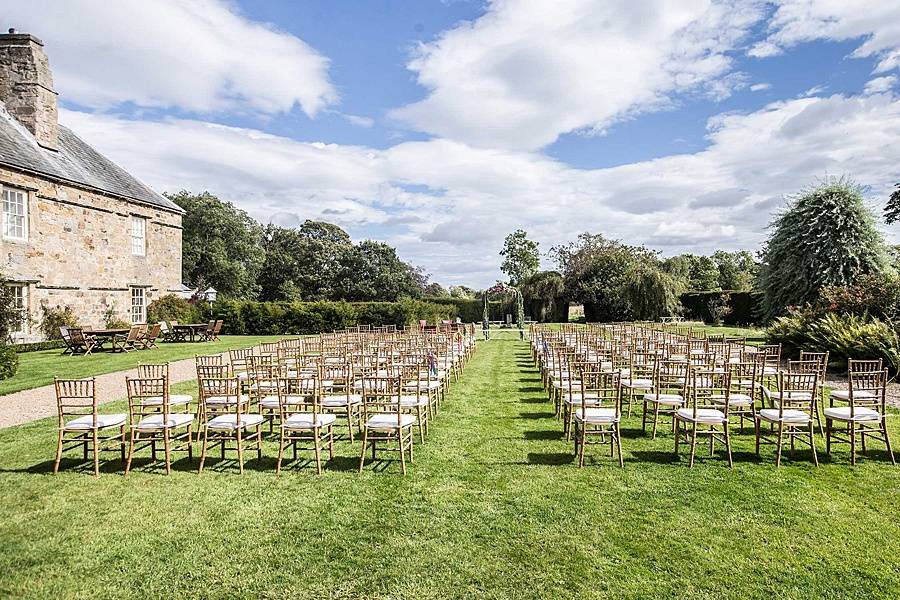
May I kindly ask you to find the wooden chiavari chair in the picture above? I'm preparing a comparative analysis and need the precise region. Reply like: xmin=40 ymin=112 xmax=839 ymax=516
xmin=755 ymin=372 xmax=819 ymax=466
xmin=675 ymin=369 xmax=733 ymax=467
xmin=198 ymin=376 xmax=263 ymax=474
xmin=573 ymin=368 xmax=623 ymax=468
xmin=825 ymin=364 xmax=895 ymax=465
xmin=276 ymin=373 xmax=334 ymax=474
xmin=125 ymin=376 xmax=193 ymax=474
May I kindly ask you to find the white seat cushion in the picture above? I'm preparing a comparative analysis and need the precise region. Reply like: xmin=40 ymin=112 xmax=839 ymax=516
xmin=762 ymin=388 xmax=812 ymax=402
xmin=622 ymin=378 xmax=653 ymax=389
xmin=206 ymin=394 xmax=250 ymax=406
xmin=829 ymin=390 xmax=876 ymax=402
xmin=676 ymin=408 xmax=727 ymax=424
xmin=259 ymin=394 xmax=310 ymax=409
xmin=142 ymin=394 xmax=192 ymax=407
xmin=283 ymin=413 xmax=337 ymax=429
xmin=823 ymin=406 xmax=881 ymax=422
xmin=564 ymin=393 xmax=602 ymax=405
xmin=758 ymin=408 xmax=811 ymax=424
xmin=64 ymin=413 xmax=127 ymax=430
xmin=404 ymin=380 xmax=442 ymax=391
xmin=134 ymin=413 xmax=194 ymax=430
xmin=710 ymin=393 xmax=753 ymax=406
xmin=366 ymin=413 xmax=416 ymax=430
xmin=644 ymin=393 xmax=684 ymax=405
xmin=322 ymin=394 xmax=363 ymax=407
xmin=207 ymin=413 xmax=265 ymax=430
xmin=399 ymin=394 xmax=429 ymax=407
xmin=574 ymin=407 xmax=619 ymax=424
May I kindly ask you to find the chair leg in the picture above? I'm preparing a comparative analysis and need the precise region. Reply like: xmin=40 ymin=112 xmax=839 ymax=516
xmin=754 ymin=418 xmax=761 ymax=456
xmin=688 ymin=422 xmax=698 ymax=468
xmin=163 ymin=430 xmax=172 ymax=475
xmin=883 ymin=420 xmax=896 ymax=465
xmin=850 ymin=422 xmax=856 ymax=466
xmin=276 ymin=432 xmax=285 ymax=474
xmin=125 ymin=430 xmax=136 ymax=475
xmin=399 ymin=431 xmax=407 ymax=475
xmin=53 ymin=429 xmax=63 ymax=474
xmin=92 ymin=429 xmax=100 ymax=478
xmin=615 ymin=426 xmax=624 ymax=468
xmin=358 ymin=428 xmax=368 ymax=473
xmin=198 ymin=429 xmax=208 ymax=473
xmin=826 ymin=418 xmax=832 ymax=455
xmin=236 ymin=429 xmax=245 ymax=475
xmin=313 ymin=431 xmax=322 ymax=475
xmin=651 ymin=404 xmax=660 ymax=440
xmin=775 ymin=423 xmax=784 ymax=467
xmin=809 ymin=421 xmax=819 ymax=467
xmin=724 ymin=422 xmax=733 ymax=468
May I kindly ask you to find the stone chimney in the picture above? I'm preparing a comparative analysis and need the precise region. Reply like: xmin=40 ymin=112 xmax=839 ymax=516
xmin=0 ymin=29 xmax=59 ymax=151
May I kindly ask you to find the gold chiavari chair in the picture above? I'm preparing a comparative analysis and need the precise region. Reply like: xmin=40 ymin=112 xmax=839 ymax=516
xmin=675 ymin=369 xmax=733 ymax=467
xmin=198 ymin=376 xmax=263 ymax=474
xmin=755 ymin=372 xmax=819 ymax=466
xmin=573 ymin=368 xmax=623 ymax=468
xmin=125 ymin=376 xmax=193 ymax=474
xmin=825 ymin=365 xmax=895 ymax=465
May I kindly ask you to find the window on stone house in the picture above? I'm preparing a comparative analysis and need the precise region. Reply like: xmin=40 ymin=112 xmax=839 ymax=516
xmin=2 ymin=186 xmax=28 ymax=241
xmin=131 ymin=287 xmax=146 ymax=324
xmin=131 ymin=216 xmax=146 ymax=256
xmin=8 ymin=284 xmax=28 ymax=335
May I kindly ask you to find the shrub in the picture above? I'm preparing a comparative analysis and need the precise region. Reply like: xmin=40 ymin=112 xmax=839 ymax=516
xmin=679 ymin=291 xmax=761 ymax=325
xmin=39 ymin=305 xmax=79 ymax=340
xmin=0 ymin=344 xmax=18 ymax=380
xmin=817 ymin=274 xmax=900 ymax=321
xmin=101 ymin=306 xmax=131 ymax=330
xmin=12 ymin=340 xmax=66 ymax=353
xmin=708 ymin=292 xmax=732 ymax=326
xmin=767 ymin=310 xmax=900 ymax=372
xmin=0 ymin=275 xmax=19 ymax=341
xmin=147 ymin=294 xmax=201 ymax=324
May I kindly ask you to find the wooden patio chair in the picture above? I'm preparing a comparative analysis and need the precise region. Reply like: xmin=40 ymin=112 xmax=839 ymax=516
xmin=358 ymin=372 xmax=416 ymax=475
xmin=276 ymin=374 xmax=335 ymax=474
xmin=199 ymin=320 xmax=216 ymax=342
xmin=825 ymin=366 xmax=895 ymax=465
xmin=124 ymin=377 xmax=194 ymax=475
xmin=67 ymin=328 xmax=98 ymax=356
xmin=198 ymin=376 xmax=263 ymax=474
xmin=211 ymin=320 xmax=223 ymax=341
xmin=675 ymin=369 xmax=733 ymax=468
xmin=141 ymin=323 xmax=161 ymax=349
xmin=116 ymin=325 xmax=142 ymax=352
xmin=59 ymin=325 xmax=76 ymax=355
xmin=52 ymin=377 xmax=127 ymax=477
xmin=755 ymin=371 xmax=819 ymax=466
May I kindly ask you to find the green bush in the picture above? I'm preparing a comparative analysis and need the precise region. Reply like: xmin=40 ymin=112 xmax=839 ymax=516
xmin=148 ymin=294 xmax=202 ymax=324
xmin=767 ymin=311 xmax=900 ymax=372
xmin=817 ymin=274 xmax=900 ymax=321
xmin=679 ymin=291 xmax=761 ymax=325
xmin=208 ymin=300 xmax=460 ymax=335
xmin=39 ymin=305 xmax=80 ymax=340
xmin=0 ymin=344 xmax=18 ymax=380
xmin=12 ymin=340 xmax=66 ymax=353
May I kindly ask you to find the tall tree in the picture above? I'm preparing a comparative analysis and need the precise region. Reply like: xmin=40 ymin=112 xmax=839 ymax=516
xmin=422 ymin=282 xmax=450 ymax=297
xmin=712 ymin=250 xmax=758 ymax=290
xmin=333 ymin=240 xmax=423 ymax=301
xmin=499 ymin=229 xmax=540 ymax=285
xmin=168 ymin=191 xmax=264 ymax=300
xmin=885 ymin=183 xmax=900 ymax=224
xmin=759 ymin=178 xmax=893 ymax=320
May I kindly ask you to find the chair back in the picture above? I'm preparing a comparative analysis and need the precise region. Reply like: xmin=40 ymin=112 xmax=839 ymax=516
xmin=688 ymin=368 xmax=730 ymax=418
xmin=277 ymin=374 xmax=320 ymax=423
xmin=199 ymin=376 xmax=243 ymax=420
xmin=776 ymin=372 xmax=817 ymax=416
xmin=847 ymin=368 xmax=888 ymax=418
xmin=69 ymin=328 xmax=87 ymax=345
xmin=54 ymin=377 xmax=97 ymax=427
xmin=126 ymin=325 xmax=142 ymax=342
xmin=360 ymin=373 xmax=404 ymax=428
xmin=213 ymin=320 xmax=223 ymax=335
xmin=126 ymin=377 xmax=169 ymax=422
xmin=59 ymin=326 xmax=71 ymax=343
xmin=849 ymin=358 xmax=883 ymax=374
xmin=137 ymin=363 xmax=169 ymax=379
xmin=578 ymin=367 xmax=621 ymax=415
xmin=196 ymin=354 xmax=223 ymax=367
xmin=159 ymin=321 xmax=170 ymax=334
xmin=145 ymin=323 xmax=161 ymax=341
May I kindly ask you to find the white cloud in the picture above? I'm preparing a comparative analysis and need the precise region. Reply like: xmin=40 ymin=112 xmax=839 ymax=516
xmin=61 ymin=90 xmax=900 ymax=286
xmin=0 ymin=0 xmax=336 ymax=117
xmin=342 ymin=114 xmax=375 ymax=128
xmin=751 ymin=1 xmax=900 ymax=73
xmin=750 ymin=82 xmax=772 ymax=92
xmin=389 ymin=0 xmax=765 ymax=150
xmin=864 ymin=76 xmax=897 ymax=95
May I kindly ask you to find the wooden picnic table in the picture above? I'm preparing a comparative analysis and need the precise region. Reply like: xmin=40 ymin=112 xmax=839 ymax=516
xmin=84 ymin=328 xmax=130 ymax=353
xmin=172 ymin=323 xmax=208 ymax=342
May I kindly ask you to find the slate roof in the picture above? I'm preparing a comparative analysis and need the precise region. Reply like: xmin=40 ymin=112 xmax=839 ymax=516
xmin=0 ymin=107 xmax=181 ymax=213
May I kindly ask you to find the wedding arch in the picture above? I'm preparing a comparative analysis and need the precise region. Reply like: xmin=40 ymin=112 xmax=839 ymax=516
xmin=481 ymin=283 xmax=525 ymax=340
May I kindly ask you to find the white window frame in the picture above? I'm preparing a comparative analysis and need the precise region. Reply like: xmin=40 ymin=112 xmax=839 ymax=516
xmin=130 ymin=287 xmax=146 ymax=324
xmin=131 ymin=216 xmax=146 ymax=256
xmin=2 ymin=186 xmax=28 ymax=241
xmin=9 ymin=284 xmax=28 ymax=335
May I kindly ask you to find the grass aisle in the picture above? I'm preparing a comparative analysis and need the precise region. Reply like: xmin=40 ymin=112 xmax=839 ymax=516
xmin=0 ymin=339 xmax=899 ymax=598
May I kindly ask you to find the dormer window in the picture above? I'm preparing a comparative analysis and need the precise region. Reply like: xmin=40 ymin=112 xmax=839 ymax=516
xmin=131 ymin=216 xmax=146 ymax=256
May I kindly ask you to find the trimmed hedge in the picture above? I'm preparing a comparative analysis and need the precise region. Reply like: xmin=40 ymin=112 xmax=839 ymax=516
xmin=423 ymin=298 xmax=511 ymax=322
xmin=12 ymin=340 xmax=66 ymax=353
xmin=525 ymin=297 xmax=569 ymax=323
xmin=679 ymin=290 xmax=761 ymax=325
xmin=207 ymin=300 xmax=468 ymax=335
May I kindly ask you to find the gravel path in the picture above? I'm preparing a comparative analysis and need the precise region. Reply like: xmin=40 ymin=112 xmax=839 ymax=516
xmin=0 ymin=354 xmax=212 ymax=430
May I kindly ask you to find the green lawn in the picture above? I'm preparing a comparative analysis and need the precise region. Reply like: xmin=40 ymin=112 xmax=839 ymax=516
xmin=689 ymin=323 xmax=766 ymax=342
xmin=0 ymin=336 xmax=289 ymax=396
xmin=1 ymin=339 xmax=898 ymax=598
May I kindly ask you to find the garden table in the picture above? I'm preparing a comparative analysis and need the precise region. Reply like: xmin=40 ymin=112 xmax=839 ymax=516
xmin=83 ymin=328 xmax=129 ymax=352
xmin=172 ymin=323 xmax=208 ymax=342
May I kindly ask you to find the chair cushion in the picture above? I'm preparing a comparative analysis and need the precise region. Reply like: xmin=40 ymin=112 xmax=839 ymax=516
xmin=283 ymin=413 xmax=337 ymax=429
xmin=564 ymin=393 xmax=602 ymax=406
xmin=574 ymin=407 xmax=619 ymax=424
xmin=399 ymin=395 xmax=429 ymax=407
xmin=823 ymin=406 xmax=881 ymax=422
xmin=829 ymin=390 xmax=876 ymax=402
xmin=135 ymin=413 xmax=194 ymax=430
xmin=142 ymin=394 xmax=192 ymax=407
xmin=644 ymin=393 xmax=684 ymax=405
xmin=207 ymin=414 xmax=265 ymax=430
xmin=622 ymin=378 xmax=653 ymax=389
xmin=676 ymin=408 xmax=726 ymax=424
xmin=322 ymin=394 xmax=363 ymax=407
xmin=758 ymin=408 xmax=811 ymax=424
xmin=206 ymin=394 xmax=250 ymax=405
xmin=710 ymin=393 xmax=753 ymax=406
xmin=259 ymin=394 xmax=310 ymax=409
xmin=366 ymin=413 xmax=416 ymax=430
xmin=64 ymin=413 xmax=127 ymax=430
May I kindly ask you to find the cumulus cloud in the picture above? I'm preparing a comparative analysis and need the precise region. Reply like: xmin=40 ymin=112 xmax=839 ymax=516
xmin=61 ymin=90 xmax=900 ymax=286
xmin=0 ymin=0 xmax=336 ymax=116
xmin=750 ymin=1 xmax=900 ymax=73
xmin=389 ymin=0 xmax=766 ymax=150
xmin=864 ymin=76 xmax=897 ymax=95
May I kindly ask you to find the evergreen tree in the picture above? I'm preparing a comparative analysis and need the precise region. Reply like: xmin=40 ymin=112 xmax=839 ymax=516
xmin=759 ymin=178 xmax=893 ymax=321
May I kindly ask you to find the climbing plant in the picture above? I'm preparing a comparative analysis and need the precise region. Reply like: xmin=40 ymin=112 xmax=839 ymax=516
xmin=482 ymin=283 xmax=525 ymax=339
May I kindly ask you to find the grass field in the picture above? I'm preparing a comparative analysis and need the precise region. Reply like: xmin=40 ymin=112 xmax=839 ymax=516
xmin=0 ymin=336 xmax=289 ymax=396
xmin=1 ymin=338 xmax=898 ymax=599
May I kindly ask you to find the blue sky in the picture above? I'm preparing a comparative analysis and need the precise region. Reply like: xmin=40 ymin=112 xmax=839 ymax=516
xmin=5 ymin=0 xmax=900 ymax=287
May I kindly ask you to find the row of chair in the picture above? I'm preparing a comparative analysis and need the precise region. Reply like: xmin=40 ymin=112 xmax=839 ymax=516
xmin=533 ymin=323 xmax=895 ymax=468
xmin=52 ymin=324 xmax=478 ymax=477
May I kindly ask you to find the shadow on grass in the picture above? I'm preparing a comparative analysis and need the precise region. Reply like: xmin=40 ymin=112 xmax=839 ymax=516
xmin=517 ymin=412 xmax=555 ymax=420
xmin=526 ymin=452 xmax=574 ymax=466
xmin=523 ymin=429 xmax=563 ymax=441
xmin=519 ymin=396 xmax=546 ymax=405
xmin=518 ymin=386 xmax=544 ymax=394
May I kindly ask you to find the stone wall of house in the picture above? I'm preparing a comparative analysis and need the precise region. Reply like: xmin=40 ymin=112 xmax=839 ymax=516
xmin=0 ymin=165 xmax=182 ymax=341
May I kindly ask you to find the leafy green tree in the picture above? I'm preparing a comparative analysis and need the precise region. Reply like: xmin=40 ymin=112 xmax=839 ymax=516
xmin=423 ymin=282 xmax=450 ymax=297
xmin=450 ymin=285 xmax=478 ymax=299
xmin=885 ymin=183 xmax=900 ymax=224
xmin=168 ymin=191 xmax=264 ymax=300
xmin=759 ymin=178 xmax=894 ymax=321
xmin=519 ymin=270 xmax=567 ymax=322
xmin=713 ymin=250 xmax=758 ymax=290
xmin=333 ymin=240 xmax=423 ymax=301
xmin=622 ymin=262 xmax=681 ymax=321
xmin=499 ymin=229 xmax=540 ymax=285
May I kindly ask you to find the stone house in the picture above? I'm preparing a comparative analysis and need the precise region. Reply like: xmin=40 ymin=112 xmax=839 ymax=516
xmin=0 ymin=30 xmax=183 ymax=342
